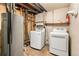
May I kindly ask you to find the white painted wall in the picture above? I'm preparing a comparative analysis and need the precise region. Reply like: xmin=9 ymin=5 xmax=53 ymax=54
xmin=54 ymin=7 xmax=69 ymax=23
xmin=69 ymin=3 xmax=79 ymax=56
xmin=45 ymin=11 xmax=54 ymax=23
xmin=45 ymin=7 xmax=69 ymax=41
xmin=35 ymin=12 xmax=45 ymax=22
xmin=45 ymin=26 xmax=53 ymax=40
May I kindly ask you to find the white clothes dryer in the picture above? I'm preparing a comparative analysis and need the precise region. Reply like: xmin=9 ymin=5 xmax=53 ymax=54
xmin=49 ymin=28 xmax=69 ymax=56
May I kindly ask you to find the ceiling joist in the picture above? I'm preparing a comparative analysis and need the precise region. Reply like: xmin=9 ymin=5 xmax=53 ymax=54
xmin=15 ymin=3 xmax=47 ymax=14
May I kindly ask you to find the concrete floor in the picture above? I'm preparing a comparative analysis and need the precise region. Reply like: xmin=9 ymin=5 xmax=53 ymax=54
xmin=23 ymin=45 xmax=54 ymax=56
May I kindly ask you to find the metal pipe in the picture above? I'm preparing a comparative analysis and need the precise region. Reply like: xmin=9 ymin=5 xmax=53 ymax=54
xmin=29 ymin=3 xmax=42 ymax=13
xmin=37 ymin=3 xmax=47 ymax=12
xmin=33 ymin=3 xmax=44 ymax=12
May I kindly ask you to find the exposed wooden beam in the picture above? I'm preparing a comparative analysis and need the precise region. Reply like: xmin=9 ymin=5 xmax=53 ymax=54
xmin=15 ymin=3 xmax=47 ymax=14
xmin=28 ymin=3 xmax=43 ymax=13
xmin=37 ymin=3 xmax=47 ymax=12
xmin=15 ymin=3 xmax=38 ymax=14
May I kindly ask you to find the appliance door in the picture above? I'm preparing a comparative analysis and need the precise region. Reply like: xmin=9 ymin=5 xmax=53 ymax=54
xmin=30 ymin=31 xmax=42 ymax=49
xmin=11 ymin=14 xmax=24 ymax=56
xmin=49 ymin=33 xmax=69 ymax=56
xmin=51 ymin=35 xmax=67 ymax=51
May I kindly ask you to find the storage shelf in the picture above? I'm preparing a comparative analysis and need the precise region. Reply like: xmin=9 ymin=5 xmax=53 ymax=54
xmin=45 ymin=23 xmax=69 ymax=26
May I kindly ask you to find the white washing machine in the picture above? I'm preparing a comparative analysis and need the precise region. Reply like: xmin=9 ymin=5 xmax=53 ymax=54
xmin=30 ymin=28 xmax=45 ymax=49
xmin=49 ymin=28 xmax=69 ymax=56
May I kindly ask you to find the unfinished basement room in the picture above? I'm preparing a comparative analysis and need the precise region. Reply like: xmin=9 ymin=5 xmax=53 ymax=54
xmin=0 ymin=3 xmax=79 ymax=56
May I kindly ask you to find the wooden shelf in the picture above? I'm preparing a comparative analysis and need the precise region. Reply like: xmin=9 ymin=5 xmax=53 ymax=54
xmin=45 ymin=23 xmax=69 ymax=26
xmin=35 ymin=21 xmax=44 ymax=23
